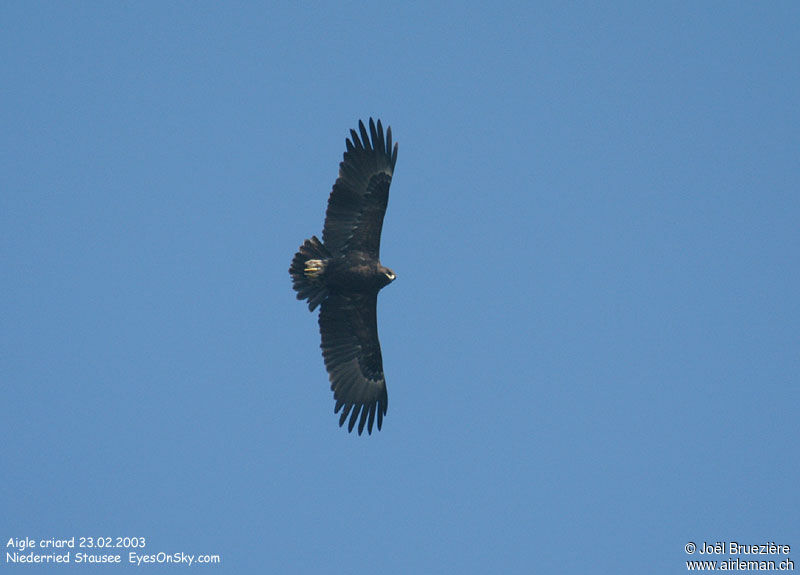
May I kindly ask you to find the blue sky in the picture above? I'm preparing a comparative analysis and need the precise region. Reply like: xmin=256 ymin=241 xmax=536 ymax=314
xmin=3 ymin=2 xmax=798 ymax=573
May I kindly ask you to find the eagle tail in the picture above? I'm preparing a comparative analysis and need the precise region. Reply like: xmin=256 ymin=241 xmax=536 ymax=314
xmin=290 ymin=236 xmax=331 ymax=311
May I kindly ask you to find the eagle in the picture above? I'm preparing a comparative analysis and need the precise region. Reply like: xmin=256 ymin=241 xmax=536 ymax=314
xmin=289 ymin=118 xmax=398 ymax=435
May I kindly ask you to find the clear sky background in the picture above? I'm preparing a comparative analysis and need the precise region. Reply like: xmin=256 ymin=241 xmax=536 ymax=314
xmin=3 ymin=3 xmax=799 ymax=573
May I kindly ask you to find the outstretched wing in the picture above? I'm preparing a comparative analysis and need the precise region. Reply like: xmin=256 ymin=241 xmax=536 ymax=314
xmin=322 ymin=118 xmax=398 ymax=258
xmin=318 ymin=293 xmax=388 ymax=435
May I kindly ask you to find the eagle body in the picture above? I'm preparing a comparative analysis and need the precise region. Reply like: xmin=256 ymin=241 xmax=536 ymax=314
xmin=289 ymin=119 xmax=398 ymax=435
xmin=325 ymin=252 xmax=395 ymax=293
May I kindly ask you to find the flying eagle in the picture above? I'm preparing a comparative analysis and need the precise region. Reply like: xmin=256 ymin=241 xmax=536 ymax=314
xmin=290 ymin=118 xmax=398 ymax=435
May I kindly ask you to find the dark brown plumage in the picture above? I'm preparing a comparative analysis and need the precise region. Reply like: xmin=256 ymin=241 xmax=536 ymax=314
xmin=289 ymin=119 xmax=398 ymax=435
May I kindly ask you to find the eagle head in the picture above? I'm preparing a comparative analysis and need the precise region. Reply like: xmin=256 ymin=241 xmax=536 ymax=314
xmin=380 ymin=265 xmax=396 ymax=286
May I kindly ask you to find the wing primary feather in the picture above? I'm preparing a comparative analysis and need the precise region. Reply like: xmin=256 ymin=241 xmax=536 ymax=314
xmin=359 ymin=120 xmax=370 ymax=153
xmin=348 ymin=405 xmax=361 ymax=432
xmin=367 ymin=403 xmax=376 ymax=435
xmin=376 ymin=119 xmax=385 ymax=155
xmin=339 ymin=403 xmax=353 ymax=427
xmin=358 ymin=404 xmax=369 ymax=435
xmin=369 ymin=118 xmax=379 ymax=153
xmin=350 ymin=129 xmax=361 ymax=149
